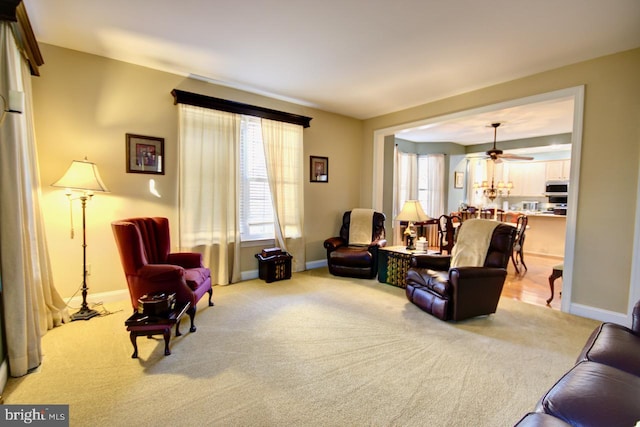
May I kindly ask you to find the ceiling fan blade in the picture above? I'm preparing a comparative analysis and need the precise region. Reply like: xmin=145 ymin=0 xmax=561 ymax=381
xmin=500 ymin=153 xmax=534 ymax=161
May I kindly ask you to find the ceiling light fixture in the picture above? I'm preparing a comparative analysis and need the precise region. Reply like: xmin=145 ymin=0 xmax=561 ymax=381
xmin=473 ymin=178 xmax=513 ymax=202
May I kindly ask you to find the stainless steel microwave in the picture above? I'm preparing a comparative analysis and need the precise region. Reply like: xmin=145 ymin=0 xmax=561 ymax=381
xmin=544 ymin=180 xmax=569 ymax=203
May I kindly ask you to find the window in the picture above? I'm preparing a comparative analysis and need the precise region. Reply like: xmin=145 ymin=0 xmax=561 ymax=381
xmin=239 ymin=116 xmax=275 ymax=241
xmin=417 ymin=154 xmax=445 ymax=218
xmin=178 ymin=98 xmax=306 ymax=281
xmin=178 ymin=102 xmax=304 ymax=248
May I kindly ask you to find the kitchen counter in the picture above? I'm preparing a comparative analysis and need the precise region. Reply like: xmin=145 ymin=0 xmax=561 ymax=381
xmin=508 ymin=210 xmax=567 ymax=218
xmin=456 ymin=210 xmax=566 ymax=257
xmin=521 ymin=213 xmax=566 ymax=257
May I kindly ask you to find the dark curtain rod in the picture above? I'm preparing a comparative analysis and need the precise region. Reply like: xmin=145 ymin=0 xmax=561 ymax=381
xmin=171 ymin=89 xmax=312 ymax=128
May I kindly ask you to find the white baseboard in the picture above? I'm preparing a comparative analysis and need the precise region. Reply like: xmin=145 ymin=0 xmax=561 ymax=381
xmin=523 ymin=251 xmax=564 ymax=260
xmin=306 ymin=259 xmax=327 ymax=270
xmin=241 ymin=269 xmax=259 ymax=281
xmin=64 ymin=260 xmax=324 ymax=303
xmin=66 ymin=289 xmax=129 ymax=307
xmin=70 ymin=261 xmax=629 ymax=328
xmin=242 ymin=260 xmax=326 ymax=282
xmin=569 ymin=302 xmax=630 ymax=328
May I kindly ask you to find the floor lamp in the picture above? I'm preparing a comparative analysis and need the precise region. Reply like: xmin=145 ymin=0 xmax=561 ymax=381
xmin=52 ymin=158 xmax=109 ymax=321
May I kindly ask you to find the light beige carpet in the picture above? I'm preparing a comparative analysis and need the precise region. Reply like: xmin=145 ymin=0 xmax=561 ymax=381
xmin=3 ymin=268 xmax=599 ymax=426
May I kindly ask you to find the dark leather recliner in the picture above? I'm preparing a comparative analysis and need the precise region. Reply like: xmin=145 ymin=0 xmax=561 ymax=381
xmin=405 ymin=221 xmax=516 ymax=321
xmin=323 ymin=210 xmax=387 ymax=279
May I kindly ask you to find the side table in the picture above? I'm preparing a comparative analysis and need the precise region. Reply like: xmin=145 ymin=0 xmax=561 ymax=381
xmin=125 ymin=301 xmax=191 ymax=358
xmin=378 ymin=246 xmax=438 ymax=288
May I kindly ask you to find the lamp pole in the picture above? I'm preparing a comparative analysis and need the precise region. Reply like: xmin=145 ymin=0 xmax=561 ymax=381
xmin=52 ymin=158 xmax=108 ymax=321
xmin=71 ymin=194 xmax=99 ymax=321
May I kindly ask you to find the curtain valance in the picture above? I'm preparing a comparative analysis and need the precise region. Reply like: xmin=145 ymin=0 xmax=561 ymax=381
xmin=1 ymin=1 xmax=43 ymax=76
xmin=171 ymin=89 xmax=312 ymax=128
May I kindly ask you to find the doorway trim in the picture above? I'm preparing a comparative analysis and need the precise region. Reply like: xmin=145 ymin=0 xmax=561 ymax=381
xmin=372 ymin=86 xmax=584 ymax=315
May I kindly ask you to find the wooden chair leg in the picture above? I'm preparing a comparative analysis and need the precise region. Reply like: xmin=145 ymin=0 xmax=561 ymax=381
xmin=187 ymin=305 xmax=197 ymax=333
xmin=511 ymin=252 xmax=520 ymax=274
xmin=547 ymin=268 xmax=563 ymax=304
xmin=207 ymin=288 xmax=214 ymax=306
xmin=518 ymin=249 xmax=527 ymax=272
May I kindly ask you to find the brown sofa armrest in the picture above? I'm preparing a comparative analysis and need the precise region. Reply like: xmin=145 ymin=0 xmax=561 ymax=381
xmin=324 ymin=236 xmax=346 ymax=251
xmin=411 ymin=254 xmax=451 ymax=271
xmin=372 ymin=239 xmax=387 ymax=248
xmin=449 ymin=266 xmax=507 ymax=281
xmin=449 ymin=267 xmax=508 ymax=321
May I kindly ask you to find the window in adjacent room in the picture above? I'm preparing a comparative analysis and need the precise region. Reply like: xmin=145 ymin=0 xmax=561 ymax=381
xmin=417 ymin=154 xmax=445 ymax=218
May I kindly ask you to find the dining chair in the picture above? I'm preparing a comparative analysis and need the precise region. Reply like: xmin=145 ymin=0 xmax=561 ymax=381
xmin=438 ymin=214 xmax=461 ymax=254
xmin=512 ymin=214 xmax=528 ymax=274
xmin=480 ymin=208 xmax=505 ymax=221
xmin=460 ymin=207 xmax=478 ymax=222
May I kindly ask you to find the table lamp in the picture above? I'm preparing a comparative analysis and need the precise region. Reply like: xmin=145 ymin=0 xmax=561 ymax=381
xmin=52 ymin=158 xmax=109 ymax=321
xmin=395 ymin=200 xmax=429 ymax=250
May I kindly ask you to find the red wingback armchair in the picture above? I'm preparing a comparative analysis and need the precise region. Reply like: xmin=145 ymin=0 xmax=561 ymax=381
xmin=112 ymin=217 xmax=213 ymax=332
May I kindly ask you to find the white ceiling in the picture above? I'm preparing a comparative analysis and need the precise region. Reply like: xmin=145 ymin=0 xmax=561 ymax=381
xmin=397 ymin=96 xmax=575 ymax=144
xmin=22 ymin=0 xmax=640 ymax=142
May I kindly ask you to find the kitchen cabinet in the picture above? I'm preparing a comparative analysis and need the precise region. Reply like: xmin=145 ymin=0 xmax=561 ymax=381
xmin=474 ymin=158 xmax=570 ymax=199
xmin=503 ymin=162 xmax=546 ymax=197
xmin=545 ymin=159 xmax=571 ymax=181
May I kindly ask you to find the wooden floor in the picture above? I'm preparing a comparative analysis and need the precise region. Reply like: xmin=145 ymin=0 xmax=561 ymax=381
xmin=502 ymin=252 xmax=563 ymax=310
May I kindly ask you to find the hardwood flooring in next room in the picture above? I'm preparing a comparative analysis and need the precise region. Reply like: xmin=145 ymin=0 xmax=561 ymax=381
xmin=503 ymin=253 xmax=563 ymax=311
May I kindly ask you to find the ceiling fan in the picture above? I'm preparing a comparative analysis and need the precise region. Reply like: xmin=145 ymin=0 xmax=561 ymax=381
xmin=485 ymin=122 xmax=534 ymax=162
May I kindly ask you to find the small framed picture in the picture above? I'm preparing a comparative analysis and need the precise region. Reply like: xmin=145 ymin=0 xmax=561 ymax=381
xmin=454 ymin=171 xmax=464 ymax=189
xmin=310 ymin=156 xmax=328 ymax=183
xmin=126 ymin=133 xmax=164 ymax=175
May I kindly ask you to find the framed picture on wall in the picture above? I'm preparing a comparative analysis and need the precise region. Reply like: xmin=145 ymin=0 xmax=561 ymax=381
xmin=454 ymin=171 xmax=464 ymax=189
xmin=310 ymin=156 xmax=329 ymax=182
xmin=126 ymin=133 xmax=165 ymax=175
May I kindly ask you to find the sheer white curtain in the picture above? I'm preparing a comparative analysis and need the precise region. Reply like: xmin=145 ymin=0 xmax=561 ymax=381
xmin=466 ymin=158 xmax=488 ymax=207
xmin=178 ymin=104 xmax=242 ymax=285
xmin=0 ymin=22 xmax=68 ymax=377
xmin=417 ymin=154 xmax=445 ymax=218
xmin=261 ymin=118 xmax=305 ymax=272
xmin=393 ymin=148 xmax=418 ymax=245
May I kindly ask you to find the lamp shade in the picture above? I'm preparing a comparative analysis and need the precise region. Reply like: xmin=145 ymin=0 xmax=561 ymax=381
xmin=52 ymin=159 xmax=109 ymax=192
xmin=394 ymin=200 xmax=430 ymax=222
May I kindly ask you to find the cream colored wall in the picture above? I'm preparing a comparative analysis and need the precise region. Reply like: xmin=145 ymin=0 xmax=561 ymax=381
xmin=34 ymin=45 xmax=183 ymax=301
xmin=33 ymin=44 xmax=363 ymax=300
xmin=363 ymin=48 xmax=640 ymax=314
xmin=32 ymin=43 xmax=640 ymax=315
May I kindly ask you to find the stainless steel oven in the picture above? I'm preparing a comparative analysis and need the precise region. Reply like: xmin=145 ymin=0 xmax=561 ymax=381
xmin=544 ymin=180 xmax=569 ymax=204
